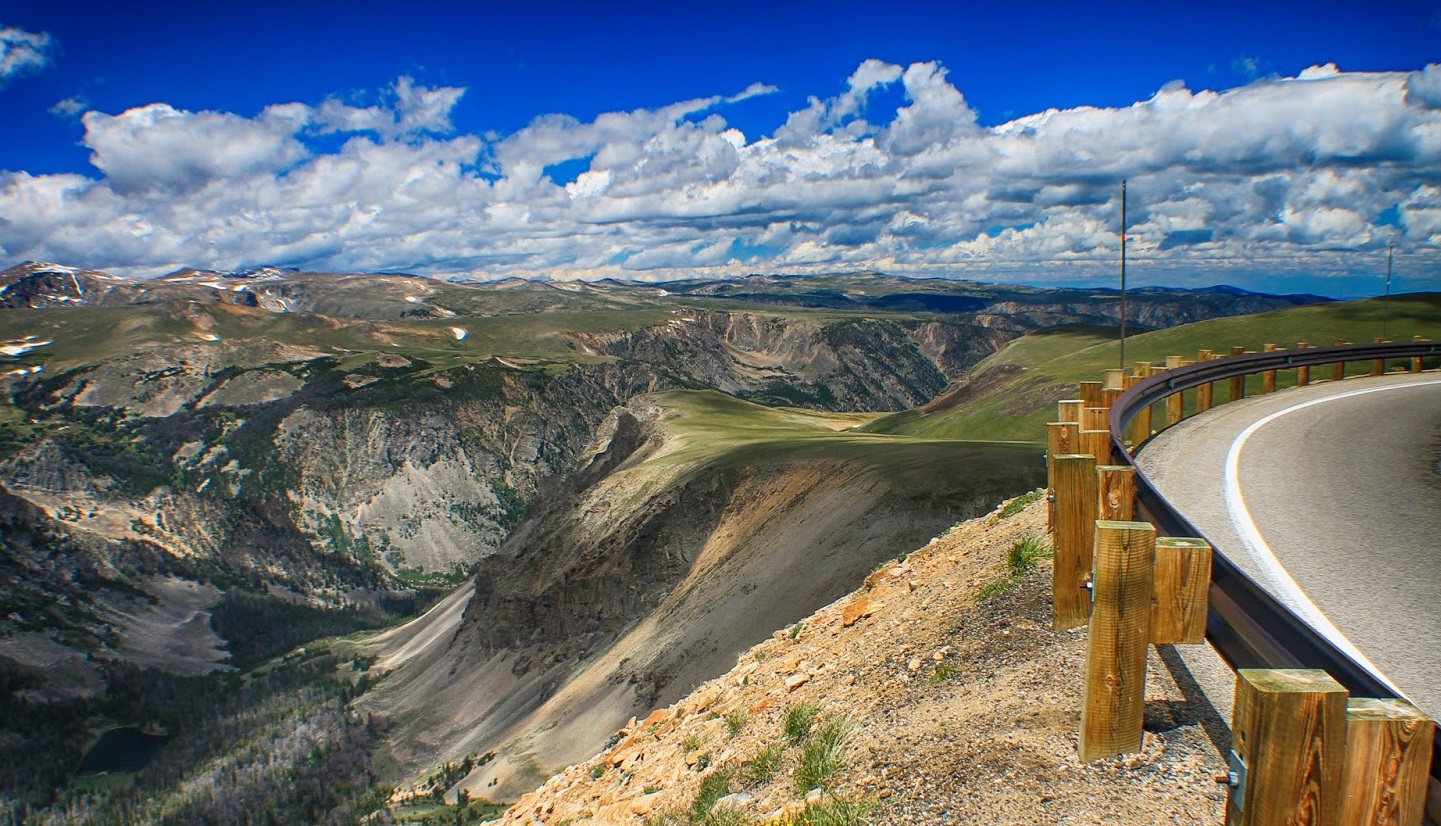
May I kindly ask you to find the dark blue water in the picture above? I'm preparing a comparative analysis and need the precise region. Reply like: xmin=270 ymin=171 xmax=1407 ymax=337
xmin=77 ymin=727 xmax=169 ymax=774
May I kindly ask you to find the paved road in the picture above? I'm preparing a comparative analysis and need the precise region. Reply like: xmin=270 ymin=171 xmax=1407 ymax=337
xmin=1136 ymin=372 xmax=1441 ymax=719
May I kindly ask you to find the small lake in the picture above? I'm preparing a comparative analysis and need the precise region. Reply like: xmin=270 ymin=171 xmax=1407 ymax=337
xmin=77 ymin=727 xmax=169 ymax=775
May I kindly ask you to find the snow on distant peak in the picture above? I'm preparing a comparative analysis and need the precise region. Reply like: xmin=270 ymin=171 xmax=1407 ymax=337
xmin=451 ymin=327 xmax=468 ymax=341
xmin=1 ymin=338 xmax=53 ymax=357
xmin=26 ymin=262 xmax=77 ymax=275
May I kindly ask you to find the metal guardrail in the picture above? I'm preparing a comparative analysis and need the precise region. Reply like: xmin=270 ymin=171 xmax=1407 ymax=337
xmin=1102 ymin=340 xmax=1441 ymax=820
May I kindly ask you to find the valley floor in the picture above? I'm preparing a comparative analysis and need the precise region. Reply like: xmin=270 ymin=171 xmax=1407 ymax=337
xmin=493 ymin=497 xmax=1228 ymax=825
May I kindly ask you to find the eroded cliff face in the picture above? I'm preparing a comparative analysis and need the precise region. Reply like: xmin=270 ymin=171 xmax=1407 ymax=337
xmin=566 ymin=311 xmax=1002 ymax=410
xmin=2 ymin=312 xmax=999 ymax=591
xmin=353 ymin=393 xmax=1049 ymax=799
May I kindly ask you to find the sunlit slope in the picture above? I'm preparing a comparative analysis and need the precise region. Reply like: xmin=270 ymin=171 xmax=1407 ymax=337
xmin=866 ymin=293 xmax=1441 ymax=442
xmin=0 ymin=301 xmax=679 ymax=373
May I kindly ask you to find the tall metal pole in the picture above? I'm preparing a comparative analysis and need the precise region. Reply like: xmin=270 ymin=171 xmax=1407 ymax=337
xmin=1382 ymin=240 xmax=1392 ymax=340
xmin=1119 ymin=180 xmax=1127 ymax=369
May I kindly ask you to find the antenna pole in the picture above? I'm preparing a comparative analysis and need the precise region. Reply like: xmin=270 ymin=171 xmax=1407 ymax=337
xmin=1382 ymin=240 xmax=1393 ymax=340
xmin=1120 ymin=180 xmax=1127 ymax=369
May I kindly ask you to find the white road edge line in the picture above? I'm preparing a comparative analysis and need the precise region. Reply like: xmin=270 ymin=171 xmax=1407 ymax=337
xmin=1223 ymin=377 xmax=1441 ymax=697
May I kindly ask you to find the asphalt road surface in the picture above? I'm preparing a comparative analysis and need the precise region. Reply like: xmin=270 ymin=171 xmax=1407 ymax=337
xmin=1136 ymin=371 xmax=1441 ymax=719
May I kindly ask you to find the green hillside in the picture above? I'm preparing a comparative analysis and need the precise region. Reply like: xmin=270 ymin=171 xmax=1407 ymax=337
xmin=865 ymin=293 xmax=1441 ymax=443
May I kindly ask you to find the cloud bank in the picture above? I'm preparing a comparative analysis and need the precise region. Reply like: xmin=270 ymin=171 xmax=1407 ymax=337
xmin=3 ymin=62 xmax=1439 ymax=286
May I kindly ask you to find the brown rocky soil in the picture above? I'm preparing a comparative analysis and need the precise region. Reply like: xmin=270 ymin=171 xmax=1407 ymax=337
xmin=491 ymin=496 xmax=1229 ymax=824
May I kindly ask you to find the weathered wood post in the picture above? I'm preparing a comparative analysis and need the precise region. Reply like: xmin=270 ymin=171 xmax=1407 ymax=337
xmin=1046 ymin=422 xmax=1080 ymax=530
xmin=1373 ymin=337 xmax=1388 ymax=376
xmin=1104 ymin=368 xmax=1126 ymax=391
xmin=1082 ymin=406 xmax=1109 ymax=431
xmin=1333 ymin=339 xmax=1348 ymax=382
xmin=1297 ymin=342 xmax=1311 ymax=387
xmin=1080 ymin=429 xmax=1112 ymax=464
xmin=1096 ymin=465 xmax=1135 ymax=522
xmin=1150 ymin=537 xmax=1211 ymax=644
xmin=1165 ymin=387 xmax=1184 ymax=427
xmin=1079 ymin=380 xmax=1104 ymax=409
xmin=1198 ymin=350 xmax=1219 ymax=412
xmin=1261 ymin=344 xmax=1278 ymax=393
xmin=1340 ymin=698 xmax=1434 ymax=826
xmin=1058 ymin=399 xmax=1084 ymax=424
xmin=1052 ymin=454 xmax=1098 ymax=631
xmin=1413 ymin=335 xmax=1427 ymax=373
xmin=1226 ymin=669 xmax=1348 ymax=826
xmin=1128 ymin=363 xmax=1153 ymax=450
xmin=1078 ymin=520 xmax=1156 ymax=761
xmin=1229 ymin=346 xmax=1247 ymax=401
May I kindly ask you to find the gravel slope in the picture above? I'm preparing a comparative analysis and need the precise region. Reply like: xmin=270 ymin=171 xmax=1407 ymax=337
xmin=492 ymin=498 xmax=1229 ymax=824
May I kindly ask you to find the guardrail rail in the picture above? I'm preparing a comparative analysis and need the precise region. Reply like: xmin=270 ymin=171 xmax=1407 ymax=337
xmin=1092 ymin=340 xmax=1441 ymax=823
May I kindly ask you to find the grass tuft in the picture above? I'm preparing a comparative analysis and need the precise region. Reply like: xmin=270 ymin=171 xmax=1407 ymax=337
xmin=772 ymin=795 xmax=874 ymax=826
xmin=725 ymin=709 xmax=751 ymax=738
xmin=998 ymin=489 xmax=1044 ymax=518
xmin=690 ymin=769 xmax=734 ymax=821
xmin=784 ymin=703 xmax=822 ymax=743
xmin=1006 ymin=535 xmax=1052 ymax=577
xmin=977 ymin=535 xmax=1052 ymax=601
xmin=794 ymin=717 xmax=852 ymax=794
xmin=929 ymin=662 xmax=958 ymax=684
xmin=741 ymin=743 xmax=785 ymax=787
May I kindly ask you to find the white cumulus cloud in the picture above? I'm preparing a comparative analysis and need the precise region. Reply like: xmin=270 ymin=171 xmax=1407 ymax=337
xmin=0 ymin=25 xmax=55 ymax=86
xmin=1 ymin=63 xmax=1438 ymax=287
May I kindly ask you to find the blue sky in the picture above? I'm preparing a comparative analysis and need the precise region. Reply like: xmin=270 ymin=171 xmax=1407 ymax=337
xmin=2 ymin=0 xmax=1439 ymax=296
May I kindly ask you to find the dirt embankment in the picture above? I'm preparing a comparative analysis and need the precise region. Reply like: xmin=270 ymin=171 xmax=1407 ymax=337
xmin=495 ymin=498 xmax=1228 ymax=825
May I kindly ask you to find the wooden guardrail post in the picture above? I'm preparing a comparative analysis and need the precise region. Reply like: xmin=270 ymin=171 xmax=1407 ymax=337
xmin=1079 ymin=520 xmax=1156 ymax=761
xmin=1226 ymin=669 xmax=1348 ymax=826
xmin=1150 ymin=537 xmax=1211 ymax=644
xmin=1052 ymin=454 xmax=1098 ymax=631
xmin=1341 ymin=698 xmax=1435 ymax=826
xmin=1333 ymin=339 xmax=1348 ymax=382
xmin=1165 ymin=387 xmax=1184 ymax=427
xmin=1079 ymin=381 xmax=1104 ymax=409
xmin=1046 ymin=422 xmax=1080 ymax=530
xmin=1082 ymin=406 xmax=1108 ymax=431
xmin=1229 ymin=346 xmax=1246 ymax=401
xmin=1373 ymin=338 xmax=1388 ymax=376
xmin=1261 ymin=344 xmax=1278 ymax=393
xmin=1080 ymin=428 xmax=1112 ymax=463
xmin=1296 ymin=342 xmax=1311 ymax=386
xmin=1127 ymin=363 xmax=1152 ymax=450
xmin=1058 ymin=399 xmax=1083 ymax=424
xmin=1096 ymin=465 xmax=1135 ymax=521
xmin=1414 ymin=335 xmax=1427 ymax=373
